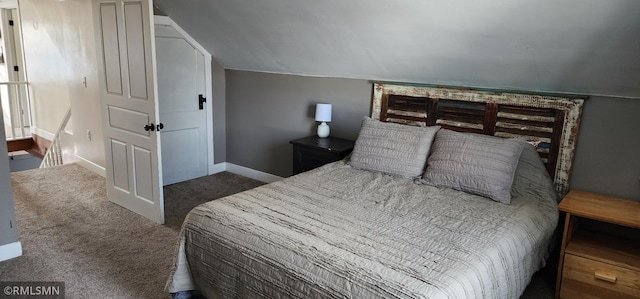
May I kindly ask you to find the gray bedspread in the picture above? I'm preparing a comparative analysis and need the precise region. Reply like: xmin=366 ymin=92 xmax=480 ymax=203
xmin=166 ymin=148 xmax=558 ymax=298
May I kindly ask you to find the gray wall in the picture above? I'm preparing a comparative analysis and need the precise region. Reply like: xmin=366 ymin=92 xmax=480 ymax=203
xmin=226 ymin=70 xmax=371 ymax=176
xmin=0 ymin=115 xmax=19 ymax=247
xmin=226 ymin=70 xmax=640 ymax=201
xmin=212 ymin=59 xmax=227 ymax=163
xmin=570 ymin=96 xmax=640 ymax=200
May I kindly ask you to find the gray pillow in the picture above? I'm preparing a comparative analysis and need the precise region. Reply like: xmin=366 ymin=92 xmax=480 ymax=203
xmin=349 ymin=117 xmax=440 ymax=178
xmin=421 ymin=129 xmax=526 ymax=204
xmin=511 ymin=143 xmax=558 ymax=202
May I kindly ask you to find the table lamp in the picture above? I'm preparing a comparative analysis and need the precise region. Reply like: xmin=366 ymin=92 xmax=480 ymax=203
xmin=315 ymin=103 xmax=331 ymax=138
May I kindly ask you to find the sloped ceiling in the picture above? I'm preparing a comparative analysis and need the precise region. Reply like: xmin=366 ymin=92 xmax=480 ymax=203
xmin=153 ymin=0 xmax=640 ymax=98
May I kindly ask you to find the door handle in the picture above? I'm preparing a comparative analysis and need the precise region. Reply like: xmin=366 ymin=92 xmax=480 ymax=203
xmin=144 ymin=123 xmax=163 ymax=132
xmin=199 ymin=94 xmax=206 ymax=110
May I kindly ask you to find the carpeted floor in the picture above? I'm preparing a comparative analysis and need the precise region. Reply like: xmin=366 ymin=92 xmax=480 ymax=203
xmin=0 ymin=164 xmax=263 ymax=298
xmin=0 ymin=163 xmax=555 ymax=298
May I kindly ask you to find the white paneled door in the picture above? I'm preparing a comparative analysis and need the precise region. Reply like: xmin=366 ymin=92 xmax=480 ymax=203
xmin=155 ymin=25 xmax=208 ymax=185
xmin=95 ymin=0 xmax=164 ymax=224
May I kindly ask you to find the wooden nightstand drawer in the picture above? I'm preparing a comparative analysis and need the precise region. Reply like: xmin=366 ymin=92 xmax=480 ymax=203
xmin=555 ymin=190 xmax=640 ymax=299
xmin=561 ymin=254 xmax=640 ymax=299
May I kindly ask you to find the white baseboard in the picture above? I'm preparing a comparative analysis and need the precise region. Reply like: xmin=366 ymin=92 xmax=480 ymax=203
xmin=217 ymin=163 xmax=283 ymax=183
xmin=0 ymin=241 xmax=22 ymax=262
xmin=69 ymin=159 xmax=278 ymax=183
xmin=210 ymin=162 xmax=227 ymax=174
xmin=75 ymin=155 xmax=106 ymax=178
xmin=32 ymin=127 xmax=55 ymax=141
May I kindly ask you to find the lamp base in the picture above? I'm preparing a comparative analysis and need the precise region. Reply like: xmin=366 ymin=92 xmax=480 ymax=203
xmin=317 ymin=122 xmax=330 ymax=138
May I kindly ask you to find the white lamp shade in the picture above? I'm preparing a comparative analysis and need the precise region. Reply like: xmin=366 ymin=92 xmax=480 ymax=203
xmin=315 ymin=103 xmax=332 ymax=122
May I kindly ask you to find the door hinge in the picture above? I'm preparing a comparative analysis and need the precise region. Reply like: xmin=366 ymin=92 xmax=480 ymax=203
xmin=198 ymin=94 xmax=206 ymax=110
xmin=9 ymin=20 xmax=13 ymax=26
xmin=13 ymin=66 xmax=19 ymax=72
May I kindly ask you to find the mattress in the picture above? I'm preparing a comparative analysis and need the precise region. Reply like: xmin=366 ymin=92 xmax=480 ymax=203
xmin=166 ymin=155 xmax=558 ymax=298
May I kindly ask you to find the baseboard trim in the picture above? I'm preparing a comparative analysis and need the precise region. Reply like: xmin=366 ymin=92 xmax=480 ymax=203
xmin=70 ymin=159 xmax=279 ymax=183
xmin=0 ymin=241 xmax=22 ymax=262
xmin=222 ymin=163 xmax=283 ymax=183
xmin=75 ymin=156 xmax=106 ymax=178
xmin=210 ymin=162 xmax=226 ymax=175
xmin=32 ymin=127 xmax=55 ymax=141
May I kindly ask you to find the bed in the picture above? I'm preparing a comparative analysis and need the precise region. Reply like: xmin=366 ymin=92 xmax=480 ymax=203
xmin=166 ymin=83 xmax=585 ymax=298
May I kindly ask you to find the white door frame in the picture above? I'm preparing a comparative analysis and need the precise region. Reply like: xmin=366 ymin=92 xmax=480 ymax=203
xmin=154 ymin=15 xmax=215 ymax=175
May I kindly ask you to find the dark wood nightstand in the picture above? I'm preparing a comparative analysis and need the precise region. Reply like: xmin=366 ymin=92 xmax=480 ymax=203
xmin=289 ymin=136 xmax=355 ymax=175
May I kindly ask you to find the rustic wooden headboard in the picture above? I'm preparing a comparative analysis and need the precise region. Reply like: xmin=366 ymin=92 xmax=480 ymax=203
xmin=372 ymin=82 xmax=585 ymax=196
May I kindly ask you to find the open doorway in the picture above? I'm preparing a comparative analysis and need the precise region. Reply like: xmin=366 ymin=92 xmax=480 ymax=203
xmin=0 ymin=5 xmax=42 ymax=172
xmin=0 ymin=7 xmax=30 ymax=141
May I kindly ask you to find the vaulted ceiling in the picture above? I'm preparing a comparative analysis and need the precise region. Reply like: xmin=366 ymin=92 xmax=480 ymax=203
xmin=153 ymin=0 xmax=640 ymax=98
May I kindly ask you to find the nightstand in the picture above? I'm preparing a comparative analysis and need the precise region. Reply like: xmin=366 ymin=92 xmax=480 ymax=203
xmin=289 ymin=136 xmax=355 ymax=175
xmin=555 ymin=190 xmax=640 ymax=299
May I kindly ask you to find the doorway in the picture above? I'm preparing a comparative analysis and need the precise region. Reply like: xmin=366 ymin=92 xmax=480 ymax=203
xmin=154 ymin=18 xmax=213 ymax=186
xmin=0 ymin=7 xmax=30 ymax=141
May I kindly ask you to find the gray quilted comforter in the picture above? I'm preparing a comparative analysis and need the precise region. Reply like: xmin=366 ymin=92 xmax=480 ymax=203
xmin=166 ymin=148 xmax=558 ymax=299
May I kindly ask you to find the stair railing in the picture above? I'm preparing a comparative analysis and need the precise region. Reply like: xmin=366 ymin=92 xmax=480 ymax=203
xmin=40 ymin=107 xmax=71 ymax=168
xmin=0 ymin=81 xmax=32 ymax=140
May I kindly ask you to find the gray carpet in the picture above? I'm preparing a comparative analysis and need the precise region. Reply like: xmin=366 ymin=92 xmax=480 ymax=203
xmin=0 ymin=164 xmax=263 ymax=298
xmin=0 ymin=163 xmax=555 ymax=298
